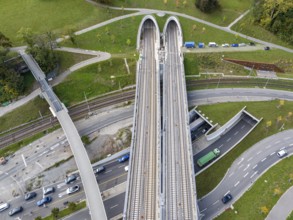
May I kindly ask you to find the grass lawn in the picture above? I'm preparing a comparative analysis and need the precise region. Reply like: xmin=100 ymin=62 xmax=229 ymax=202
xmin=56 ymin=51 xmax=95 ymax=74
xmin=0 ymin=0 xmax=127 ymax=45
xmin=110 ymin=0 xmax=253 ymax=26
xmin=216 ymin=156 xmax=293 ymax=220
xmin=196 ymin=100 xmax=293 ymax=198
xmin=0 ymin=97 xmax=49 ymax=133
xmin=232 ymin=11 xmax=293 ymax=49
xmin=184 ymin=50 xmax=293 ymax=76
xmin=54 ymin=57 xmax=137 ymax=106
xmin=61 ymin=14 xmax=143 ymax=54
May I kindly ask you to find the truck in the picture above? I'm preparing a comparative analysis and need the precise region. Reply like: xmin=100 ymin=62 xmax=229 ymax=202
xmin=197 ymin=148 xmax=220 ymax=167
xmin=184 ymin=42 xmax=195 ymax=48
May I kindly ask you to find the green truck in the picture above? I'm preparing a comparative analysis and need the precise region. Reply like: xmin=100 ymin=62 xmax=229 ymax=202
xmin=197 ymin=148 xmax=220 ymax=167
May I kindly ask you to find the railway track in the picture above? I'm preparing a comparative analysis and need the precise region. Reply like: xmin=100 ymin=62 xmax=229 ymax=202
xmin=1 ymin=77 xmax=292 ymax=150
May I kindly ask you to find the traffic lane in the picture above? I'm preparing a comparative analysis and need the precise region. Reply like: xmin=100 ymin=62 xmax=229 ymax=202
xmin=95 ymin=161 xmax=129 ymax=184
xmin=104 ymin=192 xmax=125 ymax=219
xmin=99 ymin=172 xmax=127 ymax=192
xmin=63 ymin=208 xmax=90 ymax=220
xmin=194 ymin=118 xmax=255 ymax=173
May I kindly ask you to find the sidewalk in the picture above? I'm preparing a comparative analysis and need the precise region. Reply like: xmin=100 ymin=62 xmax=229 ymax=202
xmin=266 ymin=186 xmax=293 ymax=220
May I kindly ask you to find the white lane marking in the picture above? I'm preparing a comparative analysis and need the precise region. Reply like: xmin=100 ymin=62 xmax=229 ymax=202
xmin=58 ymin=192 xmax=67 ymax=198
xmin=275 ymin=140 xmax=281 ymax=144
xmin=50 ymin=143 xmax=60 ymax=150
xmin=234 ymin=181 xmax=240 ymax=187
xmin=227 ymin=138 xmax=231 ymax=142
xmin=265 ymin=145 xmax=271 ymax=149
xmin=57 ymin=183 xmax=66 ymax=189
xmin=234 ymin=131 xmax=239 ymax=136
xmin=118 ymin=165 xmax=125 ymax=168
xmin=225 ymin=191 xmax=230 ymax=196
xmin=257 ymin=151 xmax=262 ymax=155
xmin=228 ymin=172 xmax=234 ymax=178
xmin=239 ymin=164 xmax=244 ymax=169
xmin=247 ymin=157 xmax=253 ymax=162
xmin=219 ymin=144 xmax=224 ymax=149
xmin=35 ymin=162 xmax=44 ymax=169
xmin=110 ymin=204 xmax=119 ymax=209
xmin=244 ymin=172 xmax=249 ymax=178
xmin=237 ymin=158 xmax=244 ymax=165
xmin=261 ymin=158 xmax=267 ymax=162
xmin=21 ymin=154 xmax=27 ymax=167
xmin=280 ymin=147 xmax=286 ymax=150
xmin=270 ymin=152 xmax=276 ymax=156
xmin=284 ymin=137 xmax=291 ymax=140
xmin=105 ymin=170 xmax=112 ymax=174
xmin=250 ymin=171 xmax=257 ymax=179
xmin=253 ymin=164 xmax=258 ymax=169
xmin=200 ymin=208 xmax=207 ymax=212
xmin=243 ymin=164 xmax=250 ymax=171
xmin=290 ymin=143 xmax=293 ymax=146
xmin=212 ymin=200 xmax=219 ymax=206
xmin=38 ymin=150 xmax=49 ymax=157
xmin=241 ymin=125 xmax=245 ymax=129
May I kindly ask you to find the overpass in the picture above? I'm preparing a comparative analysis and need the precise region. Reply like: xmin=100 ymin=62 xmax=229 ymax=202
xmin=20 ymin=51 xmax=107 ymax=220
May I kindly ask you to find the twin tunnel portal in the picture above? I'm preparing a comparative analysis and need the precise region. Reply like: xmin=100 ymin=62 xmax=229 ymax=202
xmin=124 ymin=16 xmax=198 ymax=219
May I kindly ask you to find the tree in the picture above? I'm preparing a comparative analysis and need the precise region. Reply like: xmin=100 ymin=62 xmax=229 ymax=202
xmin=260 ymin=206 xmax=269 ymax=214
xmin=195 ymin=0 xmax=221 ymax=13
xmin=0 ymin=32 xmax=12 ymax=48
xmin=35 ymin=217 xmax=43 ymax=220
xmin=68 ymin=202 xmax=77 ymax=211
xmin=51 ymin=207 xmax=59 ymax=219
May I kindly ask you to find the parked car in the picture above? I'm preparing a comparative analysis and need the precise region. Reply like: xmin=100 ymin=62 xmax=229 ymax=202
xmin=118 ymin=154 xmax=130 ymax=163
xmin=239 ymin=43 xmax=246 ymax=47
xmin=249 ymin=42 xmax=255 ymax=46
xmin=65 ymin=174 xmax=77 ymax=184
xmin=8 ymin=206 xmax=23 ymax=216
xmin=264 ymin=46 xmax=270 ymax=50
xmin=231 ymin=43 xmax=239 ymax=47
xmin=124 ymin=165 xmax=129 ymax=172
xmin=43 ymin=187 xmax=55 ymax=195
xmin=96 ymin=166 xmax=106 ymax=174
xmin=222 ymin=193 xmax=233 ymax=204
xmin=37 ymin=196 xmax=52 ymax=206
xmin=0 ymin=203 xmax=9 ymax=212
xmin=66 ymin=185 xmax=80 ymax=195
xmin=221 ymin=43 xmax=229 ymax=47
xmin=277 ymin=149 xmax=287 ymax=158
xmin=24 ymin=192 xmax=37 ymax=201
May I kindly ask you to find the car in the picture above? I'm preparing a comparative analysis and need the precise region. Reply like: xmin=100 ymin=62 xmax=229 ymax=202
xmin=96 ymin=166 xmax=106 ymax=174
xmin=118 ymin=154 xmax=130 ymax=163
xmin=43 ymin=187 xmax=55 ymax=195
xmin=222 ymin=193 xmax=233 ymax=204
xmin=231 ymin=43 xmax=239 ymax=47
xmin=239 ymin=43 xmax=246 ymax=47
xmin=249 ymin=42 xmax=255 ymax=46
xmin=65 ymin=174 xmax=77 ymax=184
xmin=277 ymin=149 xmax=287 ymax=158
xmin=37 ymin=196 xmax=52 ymax=206
xmin=264 ymin=46 xmax=270 ymax=50
xmin=0 ymin=203 xmax=10 ymax=212
xmin=8 ymin=206 xmax=23 ymax=216
xmin=66 ymin=185 xmax=80 ymax=194
xmin=222 ymin=43 xmax=229 ymax=47
xmin=24 ymin=192 xmax=37 ymax=200
xmin=124 ymin=165 xmax=129 ymax=172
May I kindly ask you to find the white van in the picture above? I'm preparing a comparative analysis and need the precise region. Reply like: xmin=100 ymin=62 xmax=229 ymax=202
xmin=208 ymin=42 xmax=218 ymax=47
xmin=277 ymin=149 xmax=287 ymax=158
xmin=0 ymin=203 xmax=10 ymax=212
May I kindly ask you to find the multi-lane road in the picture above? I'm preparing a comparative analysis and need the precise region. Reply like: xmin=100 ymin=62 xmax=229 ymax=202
xmin=162 ymin=18 xmax=198 ymax=219
xmin=124 ymin=17 xmax=161 ymax=220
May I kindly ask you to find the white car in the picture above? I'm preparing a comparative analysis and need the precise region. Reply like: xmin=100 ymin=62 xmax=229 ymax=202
xmin=124 ymin=166 xmax=129 ymax=172
xmin=239 ymin=43 xmax=246 ymax=47
xmin=66 ymin=185 xmax=80 ymax=194
xmin=222 ymin=43 xmax=229 ymax=47
xmin=277 ymin=149 xmax=287 ymax=158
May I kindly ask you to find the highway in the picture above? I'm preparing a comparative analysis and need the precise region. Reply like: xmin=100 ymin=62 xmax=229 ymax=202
xmin=163 ymin=18 xmax=198 ymax=219
xmin=124 ymin=17 xmax=161 ymax=220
